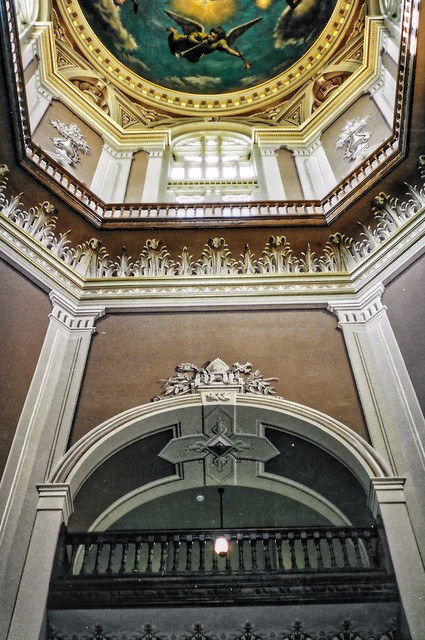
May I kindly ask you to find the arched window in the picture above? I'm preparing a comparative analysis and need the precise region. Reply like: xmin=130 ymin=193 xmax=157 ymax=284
xmin=167 ymin=132 xmax=258 ymax=203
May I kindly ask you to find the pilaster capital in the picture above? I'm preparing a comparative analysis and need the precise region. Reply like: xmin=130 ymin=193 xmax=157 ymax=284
xmin=328 ymin=284 xmax=386 ymax=325
xmin=288 ymin=135 xmax=323 ymax=157
xmin=368 ymin=476 xmax=406 ymax=516
xmin=49 ymin=291 xmax=105 ymax=332
xmin=102 ymin=143 xmax=134 ymax=160
xmin=37 ymin=483 xmax=73 ymax=524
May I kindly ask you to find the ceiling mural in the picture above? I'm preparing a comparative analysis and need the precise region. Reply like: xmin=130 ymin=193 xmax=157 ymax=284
xmin=77 ymin=0 xmax=338 ymax=94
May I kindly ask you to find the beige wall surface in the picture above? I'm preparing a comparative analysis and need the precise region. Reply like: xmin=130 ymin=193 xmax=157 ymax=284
xmin=71 ymin=307 xmax=368 ymax=446
xmin=0 ymin=260 xmax=51 ymax=477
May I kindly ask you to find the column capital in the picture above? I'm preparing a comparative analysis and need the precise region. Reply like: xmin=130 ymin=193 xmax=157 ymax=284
xmin=49 ymin=291 xmax=105 ymax=332
xmin=37 ymin=483 xmax=73 ymax=524
xmin=328 ymin=284 xmax=386 ymax=325
xmin=368 ymin=476 xmax=406 ymax=516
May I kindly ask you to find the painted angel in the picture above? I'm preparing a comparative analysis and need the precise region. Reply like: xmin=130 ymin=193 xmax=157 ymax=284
xmin=164 ymin=10 xmax=262 ymax=69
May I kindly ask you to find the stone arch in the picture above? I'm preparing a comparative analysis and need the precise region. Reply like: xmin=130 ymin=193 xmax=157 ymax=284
xmin=50 ymin=394 xmax=391 ymax=524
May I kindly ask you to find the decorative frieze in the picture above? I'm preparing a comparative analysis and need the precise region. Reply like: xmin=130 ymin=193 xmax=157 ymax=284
xmin=47 ymin=621 xmax=398 ymax=640
xmin=0 ymin=159 xmax=425 ymax=281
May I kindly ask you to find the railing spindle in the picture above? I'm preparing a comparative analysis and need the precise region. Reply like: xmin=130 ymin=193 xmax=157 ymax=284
xmin=172 ymin=536 xmax=180 ymax=572
xmin=263 ymin=534 xmax=271 ymax=570
xmin=326 ymin=531 xmax=337 ymax=567
xmin=186 ymin=536 xmax=193 ymax=571
xmin=301 ymin=532 xmax=310 ymax=569
xmin=313 ymin=531 xmax=323 ymax=569
xmin=146 ymin=538 xmax=154 ymax=573
xmin=119 ymin=540 xmax=129 ymax=574
xmin=288 ymin=532 xmax=297 ymax=570
xmin=237 ymin=535 xmax=245 ymax=571
xmin=93 ymin=541 xmax=103 ymax=576
xmin=133 ymin=537 xmax=142 ymax=573
xmin=275 ymin=534 xmax=284 ymax=570
xmin=106 ymin=542 xmax=116 ymax=574
xmin=159 ymin=537 xmax=167 ymax=573
xmin=250 ymin=534 xmax=258 ymax=570
xmin=199 ymin=536 xmax=205 ymax=572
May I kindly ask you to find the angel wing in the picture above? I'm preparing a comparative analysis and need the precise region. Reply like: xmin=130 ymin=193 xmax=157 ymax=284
xmin=163 ymin=10 xmax=204 ymax=35
xmin=226 ymin=17 xmax=262 ymax=46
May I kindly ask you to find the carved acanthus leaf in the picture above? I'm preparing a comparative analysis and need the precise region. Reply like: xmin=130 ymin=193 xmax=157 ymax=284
xmin=1 ymin=158 xmax=425 ymax=279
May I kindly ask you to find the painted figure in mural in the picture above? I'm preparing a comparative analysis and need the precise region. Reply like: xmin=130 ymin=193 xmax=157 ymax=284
xmin=164 ymin=11 xmax=262 ymax=69
xmin=112 ymin=0 xmax=139 ymax=14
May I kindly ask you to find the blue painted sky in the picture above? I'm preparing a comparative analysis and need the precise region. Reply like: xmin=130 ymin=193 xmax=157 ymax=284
xmin=79 ymin=0 xmax=337 ymax=94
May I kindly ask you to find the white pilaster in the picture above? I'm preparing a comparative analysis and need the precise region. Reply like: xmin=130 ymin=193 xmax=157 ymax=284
xmin=291 ymin=137 xmax=337 ymax=200
xmin=26 ymin=70 xmax=52 ymax=133
xmin=0 ymin=293 xmax=104 ymax=640
xmin=255 ymin=144 xmax=286 ymax=200
xmin=369 ymin=478 xmax=425 ymax=639
xmin=7 ymin=485 xmax=73 ymax=640
xmin=90 ymin=143 xmax=133 ymax=203
xmin=369 ymin=65 xmax=397 ymax=128
xmin=141 ymin=144 xmax=170 ymax=202
xmin=328 ymin=285 xmax=425 ymax=562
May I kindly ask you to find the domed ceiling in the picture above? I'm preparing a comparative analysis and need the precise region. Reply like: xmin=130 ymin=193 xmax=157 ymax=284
xmin=77 ymin=0 xmax=340 ymax=95
xmin=2 ymin=0 xmax=416 ymax=226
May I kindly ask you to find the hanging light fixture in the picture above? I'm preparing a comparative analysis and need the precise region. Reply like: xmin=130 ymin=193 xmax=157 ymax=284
xmin=214 ymin=488 xmax=229 ymax=556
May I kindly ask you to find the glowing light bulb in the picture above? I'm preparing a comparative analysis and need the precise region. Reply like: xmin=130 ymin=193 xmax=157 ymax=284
xmin=214 ymin=536 xmax=229 ymax=556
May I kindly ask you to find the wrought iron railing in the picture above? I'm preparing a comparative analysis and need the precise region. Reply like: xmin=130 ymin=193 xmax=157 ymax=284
xmin=54 ymin=526 xmax=385 ymax=579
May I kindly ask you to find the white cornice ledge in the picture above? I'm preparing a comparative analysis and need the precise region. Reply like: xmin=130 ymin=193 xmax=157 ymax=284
xmin=0 ymin=161 xmax=424 ymax=309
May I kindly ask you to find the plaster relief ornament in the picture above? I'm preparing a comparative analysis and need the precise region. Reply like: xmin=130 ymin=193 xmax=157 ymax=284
xmin=49 ymin=119 xmax=90 ymax=175
xmin=335 ymin=116 xmax=372 ymax=162
xmin=154 ymin=359 xmax=278 ymax=400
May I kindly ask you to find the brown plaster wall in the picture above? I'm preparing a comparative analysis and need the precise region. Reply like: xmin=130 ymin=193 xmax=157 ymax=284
xmin=70 ymin=307 xmax=368 ymax=446
xmin=0 ymin=260 xmax=51 ymax=477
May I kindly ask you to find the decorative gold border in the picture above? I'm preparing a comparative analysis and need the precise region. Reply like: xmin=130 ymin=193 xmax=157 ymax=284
xmin=55 ymin=0 xmax=361 ymax=116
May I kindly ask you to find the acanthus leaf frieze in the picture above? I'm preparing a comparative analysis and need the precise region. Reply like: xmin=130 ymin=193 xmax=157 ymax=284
xmin=0 ymin=159 xmax=425 ymax=300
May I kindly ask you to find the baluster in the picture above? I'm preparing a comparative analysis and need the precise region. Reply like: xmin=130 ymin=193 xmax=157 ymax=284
xmin=199 ymin=536 xmax=205 ymax=572
xmin=275 ymin=534 xmax=284 ymax=570
xmin=351 ymin=530 xmax=362 ymax=568
xmin=225 ymin=540 xmax=231 ymax=572
xmin=263 ymin=534 xmax=271 ymax=570
xmin=67 ymin=542 xmax=79 ymax=577
xmin=339 ymin=531 xmax=350 ymax=568
xmin=250 ymin=534 xmax=258 ymax=570
xmin=301 ymin=531 xmax=310 ymax=569
xmin=80 ymin=541 xmax=91 ymax=576
xmin=288 ymin=532 xmax=297 ymax=570
xmin=93 ymin=541 xmax=104 ymax=576
xmin=119 ymin=540 xmax=129 ymax=574
xmin=326 ymin=531 xmax=337 ymax=567
xmin=106 ymin=542 xmax=116 ymax=574
xmin=146 ymin=537 xmax=154 ymax=573
xmin=159 ymin=537 xmax=167 ymax=573
xmin=172 ymin=536 xmax=180 ymax=572
xmin=186 ymin=536 xmax=193 ymax=571
xmin=364 ymin=529 xmax=380 ymax=568
xmin=212 ymin=541 xmax=218 ymax=572
xmin=237 ymin=535 xmax=245 ymax=571
xmin=133 ymin=537 xmax=142 ymax=573
xmin=313 ymin=531 xmax=323 ymax=569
